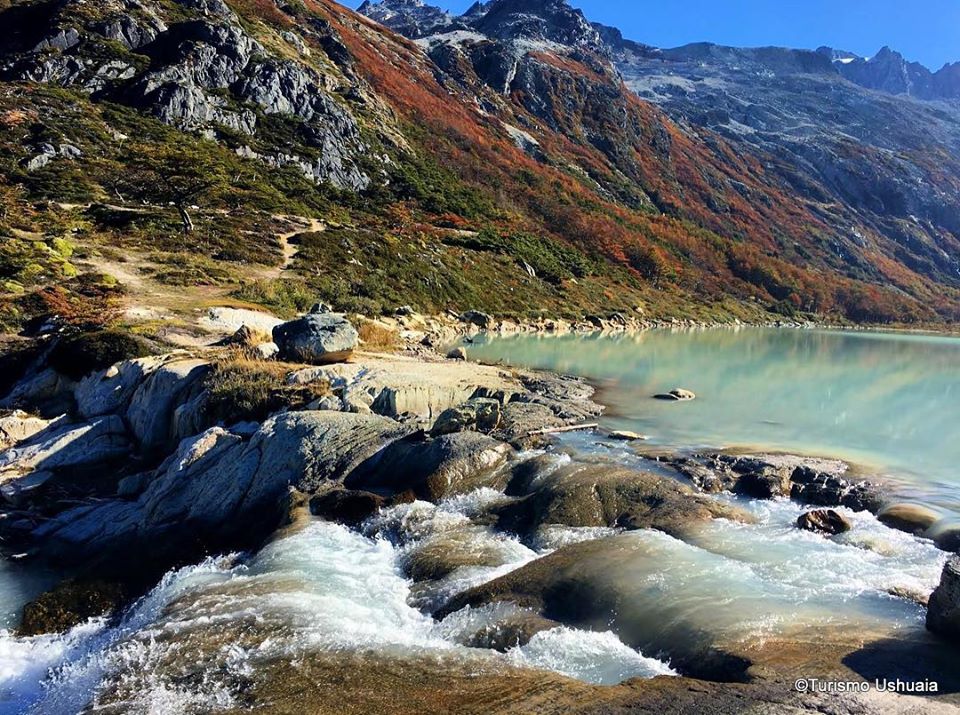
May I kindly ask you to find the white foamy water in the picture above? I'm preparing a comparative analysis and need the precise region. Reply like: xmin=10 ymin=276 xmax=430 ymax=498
xmin=0 ymin=511 xmax=672 ymax=714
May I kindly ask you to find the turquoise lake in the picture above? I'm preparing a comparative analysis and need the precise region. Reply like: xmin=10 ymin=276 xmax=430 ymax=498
xmin=464 ymin=328 xmax=960 ymax=515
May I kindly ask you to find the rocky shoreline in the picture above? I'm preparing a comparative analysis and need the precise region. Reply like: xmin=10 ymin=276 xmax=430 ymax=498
xmin=1 ymin=308 xmax=959 ymax=713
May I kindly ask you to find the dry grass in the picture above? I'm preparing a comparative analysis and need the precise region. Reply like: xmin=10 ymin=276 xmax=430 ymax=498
xmin=356 ymin=318 xmax=399 ymax=352
xmin=203 ymin=354 xmax=331 ymax=425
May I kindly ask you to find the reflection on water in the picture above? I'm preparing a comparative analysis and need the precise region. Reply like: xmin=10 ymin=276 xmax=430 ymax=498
xmin=465 ymin=328 xmax=960 ymax=512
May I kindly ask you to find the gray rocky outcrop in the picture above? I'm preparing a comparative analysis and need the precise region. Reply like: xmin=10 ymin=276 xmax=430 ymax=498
xmin=273 ymin=314 xmax=359 ymax=365
xmin=0 ymin=368 xmax=77 ymax=417
xmin=75 ymin=356 xmax=168 ymax=419
xmin=125 ymin=359 xmax=211 ymax=451
xmin=34 ymin=412 xmax=413 ymax=562
xmin=0 ymin=411 xmax=57 ymax=451
xmin=431 ymin=397 xmax=502 ymax=436
xmin=0 ymin=415 xmax=130 ymax=481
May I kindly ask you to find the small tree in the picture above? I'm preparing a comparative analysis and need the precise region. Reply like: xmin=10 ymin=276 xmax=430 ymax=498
xmin=122 ymin=144 xmax=230 ymax=234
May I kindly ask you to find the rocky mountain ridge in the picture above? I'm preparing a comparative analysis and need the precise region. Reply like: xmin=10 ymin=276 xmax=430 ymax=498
xmin=359 ymin=0 xmax=960 ymax=320
xmin=0 ymin=0 xmax=958 ymax=329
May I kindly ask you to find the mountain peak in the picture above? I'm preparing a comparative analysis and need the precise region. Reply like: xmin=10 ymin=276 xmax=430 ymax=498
xmin=470 ymin=0 xmax=604 ymax=50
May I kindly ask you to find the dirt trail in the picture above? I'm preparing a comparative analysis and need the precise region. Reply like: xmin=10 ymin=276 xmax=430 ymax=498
xmin=68 ymin=212 xmax=324 ymax=344
xmin=271 ymin=215 xmax=325 ymax=277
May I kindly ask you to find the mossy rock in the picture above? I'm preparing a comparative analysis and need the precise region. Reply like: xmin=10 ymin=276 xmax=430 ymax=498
xmin=48 ymin=329 xmax=153 ymax=380
xmin=17 ymin=579 xmax=126 ymax=637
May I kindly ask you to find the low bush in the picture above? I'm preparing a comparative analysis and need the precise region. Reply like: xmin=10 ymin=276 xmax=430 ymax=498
xmin=202 ymin=356 xmax=331 ymax=425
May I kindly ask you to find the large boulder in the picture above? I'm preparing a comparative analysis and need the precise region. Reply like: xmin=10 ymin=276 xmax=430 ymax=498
xmin=34 ymin=412 xmax=413 ymax=565
xmin=272 ymin=313 xmax=359 ymax=364
xmin=125 ymin=359 xmax=210 ymax=451
xmin=494 ymin=462 xmax=751 ymax=539
xmin=346 ymin=432 xmax=513 ymax=502
xmin=927 ymin=556 xmax=960 ymax=641
xmin=436 ymin=534 xmax=760 ymax=681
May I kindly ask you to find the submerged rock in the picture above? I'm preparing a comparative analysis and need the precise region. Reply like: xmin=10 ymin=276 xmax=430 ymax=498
xmin=17 ymin=579 xmax=126 ymax=637
xmin=797 ymin=509 xmax=852 ymax=535
xmin=494 ymin=462 xmax=751 ymax=539
xmin=273 ymin=314 xmax=359 ymax=364
xmin=927 ymin=556 xmax=960 ymax=641
xmin=653 ymin=388 xmax=696 ymax=401
xmin=878 ymin=503 xmax=940 ymax=535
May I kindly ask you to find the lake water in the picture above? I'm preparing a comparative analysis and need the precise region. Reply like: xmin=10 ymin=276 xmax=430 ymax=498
xmin=464 ymin=328 xmax=960 ymax=515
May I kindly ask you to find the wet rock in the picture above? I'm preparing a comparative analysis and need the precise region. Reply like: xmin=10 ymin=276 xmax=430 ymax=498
xmin=877 ymin=503 xmax=940 ymax=535
xmin=273 ymin=314 xmax=359 ymax=364
xmin=735 ymin=471 xmax=789 ymax=499
xmin=654 ymin=388 xmax=696 ymax=401
xmin=126 ymin=359 xmax=210 ymax=451
xmin=461 ymin=612 xmax=560 ymax=652
xmin=797 ymin=509 xmax=851 ymax=535
xmin=927 ymin=556 xmax=960 ymax=641
xmin=431 ymin=398 xmax=502 ymax=436
xmin=504 ymin=453 xmax=568 ymax=495
xmin=494 ymin=463 xmax=751 ymax=539
xmin=17 ymin=579 xmax=126 ymax=637
xmin=309 ymin=488 xmax=386 ymax=526
xmin=790 ymin=466 xmax=885 ymax=513
xmin=608 ymin=430 xmax=648 ymax=441
xmin=437 ymin=535 xmax=754 ymax=682
xmin=403 ymin=527 xmax=516 ymax=582
xmin=932 ymin=527 xmax=960 ymax=553
xmin=347 ymin=432 xmax=513 ymax=502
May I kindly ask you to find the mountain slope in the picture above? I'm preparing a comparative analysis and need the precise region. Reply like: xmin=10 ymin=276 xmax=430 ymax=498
xmin=360 ymin=0 xmax=960 ymax=321
xmin=0 ymin=0 xmax=957 ymax=331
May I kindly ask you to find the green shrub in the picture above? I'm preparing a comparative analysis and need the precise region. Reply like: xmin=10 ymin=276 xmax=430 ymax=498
xmin=48 ymin=329 xmax=152 ymax=380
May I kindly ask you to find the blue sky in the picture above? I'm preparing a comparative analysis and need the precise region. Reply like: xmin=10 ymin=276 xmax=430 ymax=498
xmin=353 ymin=1 xmax=960 ymax=70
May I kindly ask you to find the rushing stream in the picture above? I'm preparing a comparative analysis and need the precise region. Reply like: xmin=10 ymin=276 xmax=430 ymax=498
xmin=0 ymin=327 xmax=956 ymax=712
